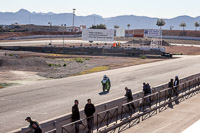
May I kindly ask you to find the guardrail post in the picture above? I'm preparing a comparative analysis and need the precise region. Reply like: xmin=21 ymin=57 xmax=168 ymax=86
xmin=56 ymin=122 xmax=63 ymax=133
xmin=97 ymin=114 xmax=99 ymax=131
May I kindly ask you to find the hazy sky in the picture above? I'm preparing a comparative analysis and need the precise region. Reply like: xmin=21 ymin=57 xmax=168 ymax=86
xmin=1 ymin=0 xmax=200 ymax=18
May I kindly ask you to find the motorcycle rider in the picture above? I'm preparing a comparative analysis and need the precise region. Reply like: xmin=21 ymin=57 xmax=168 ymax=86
xmin=101 ymin=75 xmax=111 ymax=92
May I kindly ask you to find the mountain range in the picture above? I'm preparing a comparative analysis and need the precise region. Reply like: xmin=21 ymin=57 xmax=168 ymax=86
xmin=1 ymin=9 xmax=200 ymax=30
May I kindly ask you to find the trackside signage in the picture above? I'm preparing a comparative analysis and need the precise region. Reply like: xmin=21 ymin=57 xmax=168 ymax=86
xmin=116 ymin=28 xmax=125 ymax=37
xmin=82 ymin=29 xmax=114 ymax=42
xmin=144 ymin=29 xmax=162 ymax=38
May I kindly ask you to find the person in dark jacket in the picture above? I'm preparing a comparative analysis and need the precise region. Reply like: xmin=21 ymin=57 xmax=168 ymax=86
xmin=72 ymin=100 xmax=80 ymax=133
xmin=174 ymin=76 xmax=179 ymax=96
xmin=25 ymin=117 xmax=42 ymax=133
xmin=84 ymin=99 xmax=95 ymax=133
xmin=125 ymin=87 xmax=135 ymax=111
xmin=143 ymin=83 xmax=148 ymax=95
xmin=143 ymin=83 xmax=152 ymax=107
xmin=168 ymin=79 xmax=174 ymax=100
xmin=143 ymin=83 xmax=152 ymax=96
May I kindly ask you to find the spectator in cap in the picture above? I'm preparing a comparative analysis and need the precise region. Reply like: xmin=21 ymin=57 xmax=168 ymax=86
xmin=125 ymin=87 xmax=135 ymax=111
xmin=25 ymin=117 xmax=42 ymax=133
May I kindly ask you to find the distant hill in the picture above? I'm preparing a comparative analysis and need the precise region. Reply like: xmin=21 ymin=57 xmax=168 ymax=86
xmin=0 ymin=9 xmax=200 ymax=30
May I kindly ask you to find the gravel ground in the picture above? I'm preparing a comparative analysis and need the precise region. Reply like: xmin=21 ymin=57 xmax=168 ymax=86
xmin=0 ymin=50 xmax=164 ymax=87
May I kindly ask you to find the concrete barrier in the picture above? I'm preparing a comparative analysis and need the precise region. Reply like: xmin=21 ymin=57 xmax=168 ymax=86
xmin=0 ymin=46 xmax=164 ymax=56
xmin=4 ymin=35 xmax=81 ymax=40
xmin=163 ymin=36 xmax=200 ymax=41
xmin=11 ymin=73 xmax=200 ymax=133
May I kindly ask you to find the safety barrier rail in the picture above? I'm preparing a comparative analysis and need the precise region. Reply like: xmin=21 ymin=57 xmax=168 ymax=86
xmin=100 ymin=77 xmax=200 ymax=133
xmin=62 ymin=116 xmax=94 ymax=133
xmin=97 ymin=106 xmax=118 ymax=131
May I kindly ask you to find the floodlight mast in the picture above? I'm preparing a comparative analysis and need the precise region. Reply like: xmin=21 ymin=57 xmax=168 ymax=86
xmin=48 ymin=22 xmax=52 ymax=44
xmin=72 ymin=9 xmax=76 ymax=27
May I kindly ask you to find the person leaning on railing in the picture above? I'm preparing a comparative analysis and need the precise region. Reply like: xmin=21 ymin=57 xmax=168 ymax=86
xmin=124 ymin=87 xmax=135 ymax=111
xmin=25 ymin=117 xmax=42 ymax=133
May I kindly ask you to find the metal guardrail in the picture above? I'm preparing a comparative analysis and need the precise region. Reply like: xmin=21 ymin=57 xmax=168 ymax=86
xmin=16 ymin=75 xmax=200 ymax=133
xmin=97 ymin=106 xmax=118 ymax=131
xmin=100 ymin=77 xmax=200 ymax=133
xmin=45 ymin=129 xmax=56 ymax=133
xmin=60 ymin=77 xmax=200 ymax=133
xmin=62 ymin=116 xmax=94 ymax=133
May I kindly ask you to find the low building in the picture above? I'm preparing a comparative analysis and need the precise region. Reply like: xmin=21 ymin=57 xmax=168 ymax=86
xmin=4 ymin=24 xmax=86 ymax=33
xmin=66 ymin=26 xmax=81 ymax=32
xmin=4 ymin=24 xmax=66 ymax=32
xmin=80 ymin=25 xmax=86 ymax=31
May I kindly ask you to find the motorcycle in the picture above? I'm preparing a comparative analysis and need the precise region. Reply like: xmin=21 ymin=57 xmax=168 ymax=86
xmin=101 ymin=79 xmax=110 ymax=92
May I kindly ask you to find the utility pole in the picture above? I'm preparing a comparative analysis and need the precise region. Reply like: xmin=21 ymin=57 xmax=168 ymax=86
xmin=94 ymin=15 xmax=96 ymax=25
xmin=72 ymin=9 xmax=76 ymax=32
xmin=48 ymin=22 xmax=52 ymax=45
xmin=62 ymin=24 xmax=66 ymax=48
xmin=72 ymin=9 xmax=76 ymax=26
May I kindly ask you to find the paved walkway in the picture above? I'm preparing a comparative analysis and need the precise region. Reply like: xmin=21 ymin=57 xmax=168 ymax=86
xmin=123 ymin=93 xmax=200 ymax=133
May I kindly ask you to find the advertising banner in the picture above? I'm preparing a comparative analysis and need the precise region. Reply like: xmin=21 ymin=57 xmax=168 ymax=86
xmin=116 ymin=28 xmax=125 ymax=37
xmin=144 ymin=29 xmax=162 ymax=38
xmin=82 ymin=29 xmax=114 ymax=42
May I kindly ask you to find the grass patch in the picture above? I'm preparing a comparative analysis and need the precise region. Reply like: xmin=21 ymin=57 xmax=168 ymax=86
xmin=55 ymin=58 xmax=90 ymax=62
xmin=55 ymin=58 xmax=72 ymax=61
xmin=140 ymin=55 xmax=146 ymax=59
xmin=0 ymin=83 xmax=17 ymax=89
xmin=47 ymin=54 xmax=66 ymax=56
xmin=73 ymin=58 xmax=85 ymax=63
xmin=79 ymin=66 xmax=109 ymax=75
xmin=48 ymin=64 xmax=62 ymax=67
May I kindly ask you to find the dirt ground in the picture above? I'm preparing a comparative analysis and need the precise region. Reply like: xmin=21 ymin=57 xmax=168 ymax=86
xmin=0 ymin=50 xmax=165 ymax=88
xmin=165 ymin=45 xmax=200 ymax=55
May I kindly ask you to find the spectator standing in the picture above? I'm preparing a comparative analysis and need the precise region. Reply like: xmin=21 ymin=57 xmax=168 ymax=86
xmin=25 ymin=117 xmax=42 ymax=133
xmin=174 ymin=76 xmax=179 ymax=96
xmin=143 ymin=83 xmax=152 ymax=106
xmin=125 ymin=87 xmax=135 ymax=110
xmin=84 ymin=99 xmax=95 ymax=133
xmin=168 ymin=79 xmax=174 ymax=100
xmin=72 ymin=100 xmax=80 ymax=133
xmin=143 ymin=83 xmax=148 ymax=96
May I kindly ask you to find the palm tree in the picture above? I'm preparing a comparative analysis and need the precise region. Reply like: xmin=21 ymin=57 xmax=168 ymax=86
xmin=90 ymin=24 xmax=107 ymax=29
xmin=114 ymin=25 xmax=119 ymax=29
xmin=194 ymin=22 xmax=200 ymax=31
xmin=156 ymin=19 xmax=165 ymax=29
xmin=127 ymin=24 xmax=130 ymax=35
xmin=179 ymin=22 xmax=186 ymax=31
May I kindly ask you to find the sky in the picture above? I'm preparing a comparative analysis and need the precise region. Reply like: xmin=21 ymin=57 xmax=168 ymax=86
xmin=1 ymin=0 xmax=200 ymax=18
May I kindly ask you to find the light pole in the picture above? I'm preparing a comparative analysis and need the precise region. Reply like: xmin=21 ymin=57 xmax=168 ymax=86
xmin=62 ymin=24 xmax=66 ymax=47
xmin=48 ymin=22 xmax=52 ymax=45
xmin=72 ymin=9 xmax=76 ymax=30
xmin=170 ymin=26 xmax=174 ymax=30
xmin=93 ymin=15 xmax=96 ymax=25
